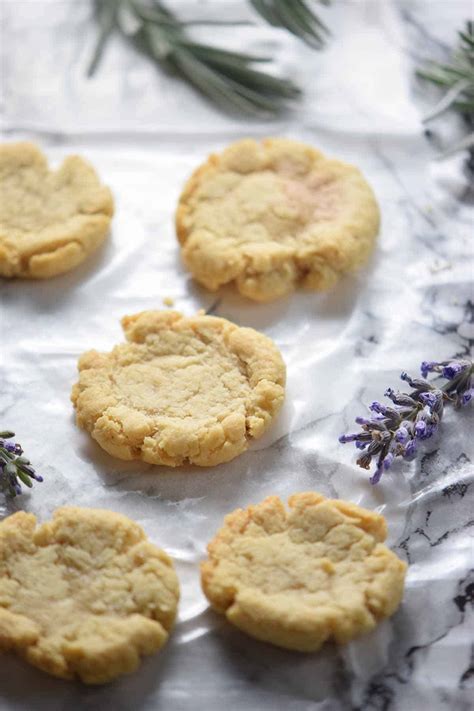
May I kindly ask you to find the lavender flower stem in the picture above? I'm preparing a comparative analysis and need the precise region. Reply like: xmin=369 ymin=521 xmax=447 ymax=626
xmin=339 ymin=357 xmax=472 ymax=484
xmin=0 ymin=432 xmax=43 ymax=498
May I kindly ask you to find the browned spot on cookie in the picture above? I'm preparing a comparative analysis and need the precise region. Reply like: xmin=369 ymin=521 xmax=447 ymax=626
xmin=176 ymin=138 xmax=380 ymax=302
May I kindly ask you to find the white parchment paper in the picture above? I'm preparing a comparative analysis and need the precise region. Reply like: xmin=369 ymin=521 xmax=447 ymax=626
xmin=1 ymin=1 xmax=473 ymax=709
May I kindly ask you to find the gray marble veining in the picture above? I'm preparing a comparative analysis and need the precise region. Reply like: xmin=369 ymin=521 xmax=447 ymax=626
xmin=0 ymin=1 xmax=473 ymax=709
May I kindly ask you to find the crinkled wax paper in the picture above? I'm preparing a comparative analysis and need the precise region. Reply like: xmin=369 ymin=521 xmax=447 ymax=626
xmin=0 ymin=1 xmax=473 ymax=709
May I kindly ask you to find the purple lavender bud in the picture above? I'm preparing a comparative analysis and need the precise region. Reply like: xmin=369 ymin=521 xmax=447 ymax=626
xmin=357 ymin=453 xmax=372 ymax=469
xmin=461 ymin=388 xmax=474 ymax=405
xmin=379 ymin=430 xmax=393 ymax=444
xmin=367 ymin=440 xmax=383 ymax=455
xmin=370 ymin=465 xmax=384 ymax=485
xmin=396 ymin=426 xmax=410 ymax=443
xmin=419 ymin=391 xmax=439 ymax=408
xmin=339 ymin=357 xmax=472 ymax=485
xmin=421 ymin=361 xmax=437 ymax=378
xmin=403 ymin=439 xmax=417 ymax=459
xmin=424 ymin=423 xmax=438 ymax=439
xmin=339 ymin=434 xmax=360 ymax=444
xmin=355 ymin=417 xmax=372 ymax=425
xmin=364 ymin=420 xmax=388 ymax=432
xmin=384 ymin=406 xmax=404 ymax=419
xmin=417 ymin=419 xmax=436 ymax=440
xmin=385 ymin=389 xmax=417 ymax=407
xmin=414 ymin=420 xmax=427 ymax=438
xmin=0 ymin=433 xmax=43 ymax=498
xmin=442 ymin=362 xmax=464 ymax=379
xmin=401 ymin=372 xmax=432 ymax=390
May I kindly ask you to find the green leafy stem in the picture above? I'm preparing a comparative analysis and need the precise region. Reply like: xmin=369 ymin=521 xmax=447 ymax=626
xmin=88 ymin=0 xmax=331 ymax=116
xmin=418 ymin=20 xmax=474 ymax=157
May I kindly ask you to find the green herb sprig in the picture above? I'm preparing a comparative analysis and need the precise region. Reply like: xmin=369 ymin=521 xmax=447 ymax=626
xmin=88 ymin=0 xmax=330 ymax=116
xmin=0 ymin=431 xmax=43 ymax=498
xmin=250 ymin=0 xmax=330 ymax=49
xmin=340 ymin=358 xmax=473 ymax=485
xmin=418 ymin=20 xmax=474 ymax=158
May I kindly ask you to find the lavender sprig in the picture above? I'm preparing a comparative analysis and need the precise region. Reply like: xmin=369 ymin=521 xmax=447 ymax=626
xmin=0 ymin=431 xmax=43 ymax=498
xmin=339 ymin=358 xmax=473 ymax=485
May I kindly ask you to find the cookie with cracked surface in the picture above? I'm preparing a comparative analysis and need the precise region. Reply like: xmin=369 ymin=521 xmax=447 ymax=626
xmin=0 ymin=142 xmax=114 ymax=278
xmin=176 ymin=137 xmax=380 ymax=302
xmin=0 ymin=507 xmax=179 ymax=684
xmin=201 ymin=492 xmax=407 ymax=651
xmin=71 ymin=310 xmax=285 ymax=466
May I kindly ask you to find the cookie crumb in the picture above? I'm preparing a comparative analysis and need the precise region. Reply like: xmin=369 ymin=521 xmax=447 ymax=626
xmin=429 ymin=258 xmax=451 ymax=274
xmin=163 ymin=297 xmax=174 ymax=307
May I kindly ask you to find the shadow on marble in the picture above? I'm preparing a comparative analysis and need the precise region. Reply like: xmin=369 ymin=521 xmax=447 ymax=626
xmin=71 ymin=424 xmax=344 ymax=510
xmin=209 ymin=617 xmax=343 ymax=705
xmin=0 ymin=236 xmax=114 ymax=312
xmin=0 ymin=634 xmax=177 ymax=711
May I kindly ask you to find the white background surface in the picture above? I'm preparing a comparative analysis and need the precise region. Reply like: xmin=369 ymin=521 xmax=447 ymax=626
xmin=1 ymin=1 xmax=473 ymax=709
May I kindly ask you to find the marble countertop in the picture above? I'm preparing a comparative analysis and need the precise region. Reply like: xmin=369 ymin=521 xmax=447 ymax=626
xmin=0 ymin=1 xmax=473 ymax=709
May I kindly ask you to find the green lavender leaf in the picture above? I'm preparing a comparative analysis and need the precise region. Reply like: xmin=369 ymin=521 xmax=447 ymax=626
xmin=87 ymin=0 xmax=119 ymax=77
xmin=250 ymin=0 xmax=330 ymax=48
xmin=87 ymin=0 xmax=329 ymax=116
xmin=417 ymin=20 xmax=474 ymax=158
xmin=418 ymin=21 xmax=474 ymax=123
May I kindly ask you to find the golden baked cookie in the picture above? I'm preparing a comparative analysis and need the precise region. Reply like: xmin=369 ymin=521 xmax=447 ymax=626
xmin=71 ymin=310 xmax=285 ymax=466
xmin=176 ymin=137 xmax=380 ymax=301
xmin=201 ymin=492 xmax=407 ymax=651
xmin=0 ymin=507 xmax=179 ymax=684
xmin=0 ymin=142 xmax=114 ymax=278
